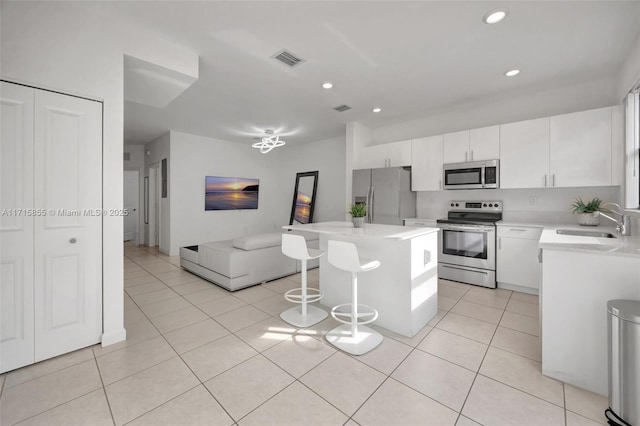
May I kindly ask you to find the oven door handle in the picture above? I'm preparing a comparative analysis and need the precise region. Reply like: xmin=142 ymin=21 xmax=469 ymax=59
xmin=438 ymin=224 xmax=495 ymax=232
xmin=481 ymin=164 xmax=486 ymax=188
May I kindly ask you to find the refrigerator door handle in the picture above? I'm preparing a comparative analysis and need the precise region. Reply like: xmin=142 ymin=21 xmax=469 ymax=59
xmin=366 ymin=186 xmax=372 ymax=224
xmin=370 ymin=186 xmax=375 ymax=223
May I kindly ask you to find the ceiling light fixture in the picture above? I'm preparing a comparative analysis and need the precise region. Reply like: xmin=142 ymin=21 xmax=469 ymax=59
xmin=483 ymin=8 xmax=509 ymax=24
xmin=504 ymin=69 xmax=520 ymax=77
xmin=372 ymin=107 xmax=382 ymax=113
xmin=252 ymin=130 xmax=286 ymax=154
xmin=322 ymin=82 xmax=333 ymax=89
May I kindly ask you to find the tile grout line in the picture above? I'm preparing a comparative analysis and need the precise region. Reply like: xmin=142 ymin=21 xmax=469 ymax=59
xmin=91 ymin=352 xmax=117 ymax=426
xmin=453 ymin=287 xmax=512 ymax=426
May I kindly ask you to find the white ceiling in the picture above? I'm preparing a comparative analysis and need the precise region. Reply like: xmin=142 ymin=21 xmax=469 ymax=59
xmin=88 ymin=1 xmax=640 ymax=146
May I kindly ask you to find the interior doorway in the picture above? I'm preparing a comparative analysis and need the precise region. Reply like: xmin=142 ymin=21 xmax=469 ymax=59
xmin=123 ymin=170 xmax=139 ymax=242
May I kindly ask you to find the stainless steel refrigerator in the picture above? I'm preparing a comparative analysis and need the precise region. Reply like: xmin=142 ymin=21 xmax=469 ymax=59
xmin=352 ymin=167 xmax=416 ymax=225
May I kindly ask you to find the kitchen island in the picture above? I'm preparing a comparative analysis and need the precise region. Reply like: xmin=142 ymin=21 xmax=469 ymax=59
xmin=283 ymin=221 xmax=439 ymax=337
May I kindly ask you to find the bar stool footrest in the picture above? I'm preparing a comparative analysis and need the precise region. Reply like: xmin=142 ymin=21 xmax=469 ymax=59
xmin=284 ymin=287 xmax=323 ymax=304
xmin=330 ymin=303 xmax=379 ymax=326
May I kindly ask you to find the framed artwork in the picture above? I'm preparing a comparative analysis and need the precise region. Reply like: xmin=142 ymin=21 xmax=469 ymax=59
xmin=205 ymin=176 xmax=259 ymax=210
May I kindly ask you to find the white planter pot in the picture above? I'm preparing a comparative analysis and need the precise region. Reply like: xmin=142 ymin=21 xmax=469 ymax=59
xmin=576 ymin=212 xmax=600 ymax=226
xmin=352 ymin=217 xmax=365 ymax=228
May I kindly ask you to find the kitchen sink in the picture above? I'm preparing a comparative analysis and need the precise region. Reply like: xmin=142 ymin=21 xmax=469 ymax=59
xmin=556 ymin=229 xmax=617 ymax=238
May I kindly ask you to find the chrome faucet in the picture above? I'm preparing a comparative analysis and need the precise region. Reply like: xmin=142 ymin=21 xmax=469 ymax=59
xmin=599 ymin=203 xmax=631 ymax=236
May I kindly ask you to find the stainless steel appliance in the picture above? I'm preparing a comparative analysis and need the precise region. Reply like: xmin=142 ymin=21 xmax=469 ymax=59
xmin=352 ymin=167 xmax=416 ymax=225
xmin=443 ymin=159 xmax=499 ymax=190
xmin=437 ymin=200 xmax=502 ymax=288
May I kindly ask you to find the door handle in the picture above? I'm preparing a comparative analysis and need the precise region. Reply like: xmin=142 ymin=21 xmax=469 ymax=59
xmin=69 ymin=238 xmax=77 ymax=244
xmin=552 ymin=174 xmax=555 ymax=187
xmin=470 ymin=150 xmax=474 ymax=161
xmin=498 ymin=237 xmax=501 ymax=250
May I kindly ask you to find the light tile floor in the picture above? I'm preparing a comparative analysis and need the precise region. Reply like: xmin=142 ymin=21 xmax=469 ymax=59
xmin=0 ymin=243 xmax=611 ymax=426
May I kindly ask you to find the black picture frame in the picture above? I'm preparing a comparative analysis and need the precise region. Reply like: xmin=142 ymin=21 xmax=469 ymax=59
xmin=161 ymin=158 xmax=168 ymax=198
xmin=289 ymin=171 xmax=319 ymax=225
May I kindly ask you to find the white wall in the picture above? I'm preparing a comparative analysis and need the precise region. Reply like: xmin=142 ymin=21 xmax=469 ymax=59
xmin=147 ymin=131 xmax=347 ymax=256
xmin=1 ymin=1 xmax=198 ymax=346
xmin=169 ymin=131 xmax=283 ymax=255
xmin=277 ymin=136 xmax=347 ymax=224
xmin=618 ymin=31 xmax=640 ymax=100
xmin=145 ymin=133 xmax=171 ymax=254
xmin=416 ymin=187 xmax=622 ymax=224
xmin=370 ymin=77 xmax=618 ymax=145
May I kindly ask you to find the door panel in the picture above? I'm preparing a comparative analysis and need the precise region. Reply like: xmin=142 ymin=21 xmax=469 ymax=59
xmin=371 ymin=167 xmax=400 ymax=224
xmin=34 ymin=89 xmax=102 ymax=362
xmin=0 ymin=82 xmax=35 ymax=373
xmin=500 ymin=118 xmax=550 ymax=189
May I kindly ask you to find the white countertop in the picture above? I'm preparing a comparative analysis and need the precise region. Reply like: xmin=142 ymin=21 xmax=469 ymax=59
xmin=283 ymin=221 xmax=438 ymax=240
xmin=538 ymin=224 xmax=640 ymax=258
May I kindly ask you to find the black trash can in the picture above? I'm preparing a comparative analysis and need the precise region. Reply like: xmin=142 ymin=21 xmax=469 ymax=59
xmin=607 ymin=299 xmax=640 ymax=426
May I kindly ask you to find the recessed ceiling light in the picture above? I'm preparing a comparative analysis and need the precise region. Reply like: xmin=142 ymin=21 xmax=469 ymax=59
xmin=322 ymin=82 xmax=333 ymax=89
xmin=504 ymin=69 xmax=520 ymax=77
xmin=483 ymin=8 xmax=508 ymax=24
xmin=372 ymin=107 xmax=382 ymax=113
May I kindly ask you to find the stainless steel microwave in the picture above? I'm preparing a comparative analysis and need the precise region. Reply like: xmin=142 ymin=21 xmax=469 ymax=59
xmin=443 ymin=160 xmax=499 ymax=190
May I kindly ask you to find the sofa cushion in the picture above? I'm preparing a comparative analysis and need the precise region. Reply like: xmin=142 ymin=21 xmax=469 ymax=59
xmin=232 ymin=232 xmax=282 ymax=251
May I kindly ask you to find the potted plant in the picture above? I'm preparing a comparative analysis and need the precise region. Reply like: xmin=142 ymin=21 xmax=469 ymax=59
xmin=348 ymin=203 xmax=367 ymax=228
xmin=570 ymin=197 xmax=610 ymax=226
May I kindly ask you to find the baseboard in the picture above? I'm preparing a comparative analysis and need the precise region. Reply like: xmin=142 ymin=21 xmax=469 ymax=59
xmin=101 ymin=328 xmax=127 ymax=347
xmin=497 ymin=282 xmax=539 ymax=295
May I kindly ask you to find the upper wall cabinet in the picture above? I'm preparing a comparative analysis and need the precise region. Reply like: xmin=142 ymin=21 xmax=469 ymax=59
xmin=443 ymin=126 xmax=499 ymax=163
xmin=411 ymin=135 xmax=444 ymax=191
xmin=500 ymin=118 xmax=551 ymax=189
xmin=443 ymin=130 xmax=469 ymax=163
xmin=354 ymin=139 xmax=411 ymax=169
xmin=499 ymin=107 xmax=614 ymax=189
xmin=550 ymin=107 xmax=612 ymax=188
xmin=469 ymin=125 xmax=500 ymax=161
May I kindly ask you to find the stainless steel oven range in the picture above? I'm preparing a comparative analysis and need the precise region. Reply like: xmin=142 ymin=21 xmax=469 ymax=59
xmin=436 ymin=201 xmax=502 ymax=288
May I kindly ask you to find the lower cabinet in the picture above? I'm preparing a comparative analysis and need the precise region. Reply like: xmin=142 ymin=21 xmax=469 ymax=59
xmin=497 ymin=225 xmax=543 ymax=293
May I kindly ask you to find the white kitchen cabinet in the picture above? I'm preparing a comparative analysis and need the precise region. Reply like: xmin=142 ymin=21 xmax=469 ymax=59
xmin=411 ymin=135 xmax=443 ymax=191
xmin=443 ymin=126 xmax=499 ymax=164
xmin=550 ymin=107 xmax=612 ymax=188
xmin=500 ymin=118 xmax=551 ymax=189
xmin=354 ymin=139 xmax=411 ymax=169
xmin=497 ymin=225 xmax=543 ymax=293
xmin=443 ymin=130 xmax=469 ymax=163
xmin=0 ymin=82 xmax=103 ymax=373
xmin=469 ymin=125 xmax=500 ymax=161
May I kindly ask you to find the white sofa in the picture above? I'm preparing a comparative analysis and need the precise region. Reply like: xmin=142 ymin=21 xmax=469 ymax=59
xmin=179 ymin=231 xmax=319 ymax=291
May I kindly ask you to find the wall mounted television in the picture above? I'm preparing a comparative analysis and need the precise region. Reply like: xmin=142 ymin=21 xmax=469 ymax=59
xmin=205 ymin=176 xmax=259 ymax=210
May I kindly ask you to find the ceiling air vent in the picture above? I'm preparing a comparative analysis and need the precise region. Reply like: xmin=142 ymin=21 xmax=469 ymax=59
xmin=333 ymin=105 xmax=352 ymax=112
xmin=272 ymin=49 xmax=305 ymax=68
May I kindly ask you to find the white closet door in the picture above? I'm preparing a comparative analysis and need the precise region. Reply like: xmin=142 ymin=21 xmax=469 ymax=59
xmin=0 ymin=82 xmax=35 ymax=373
xmin=33 ymin=89 xmax=102 ymax=361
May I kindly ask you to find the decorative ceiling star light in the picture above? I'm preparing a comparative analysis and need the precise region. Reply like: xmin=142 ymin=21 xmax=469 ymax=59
xmin=252 ymin=130 xmax=286 ymax=154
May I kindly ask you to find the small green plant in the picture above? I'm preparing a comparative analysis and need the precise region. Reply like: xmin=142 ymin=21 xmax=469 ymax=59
xmin=348 ymin=203 xmax=367 ymax=218
xmin=570 ymin=197 xmax=610 ymax=214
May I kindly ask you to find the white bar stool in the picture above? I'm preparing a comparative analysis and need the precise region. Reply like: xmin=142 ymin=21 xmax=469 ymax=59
xmin=280 ymin=233 xmax=328 ymax=327
xmin=325 ymin=240 xmax=383 ymax=355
